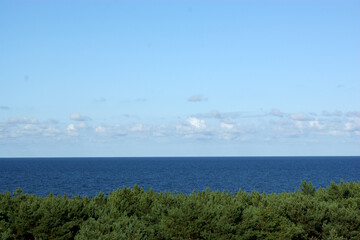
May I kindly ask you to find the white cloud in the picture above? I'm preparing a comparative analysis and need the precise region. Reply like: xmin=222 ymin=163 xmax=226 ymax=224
xmin=112 ymin=125 xmax=127 ymax=136
xmin=218 ymin=123 xmax=256 ymax=141
xmin=328 ymin=130 xmax=348 ymax=137
xmin=188 ymin=95 xmax=207 ymax=102
xmin=0 ymin=118 xmax=61 ymax=139
xmin=294 ymin=120 xmax=324 ymax=131
xmin=76 ymin=122 xmax=88 ymax=129
xmin=66 ymin=122 xmax=89 ymax=136
xmin=220 ymin=122 xmax=234 ymax=130
xmin=68 ymin=123 xmax=89 ymax=134
xmin=308 ymin=120 xmax=324 ymax=130
xmin=6 ymin=117 xmax=38 ymax=124
xmin=346 ymin=111 xmax=360 ymax=117
xmin=93 ymin=124 xmax=126 ymax=138
xmin=290 ymin=113 xmax=313 ymax=121
xmin=95 ymin=125 xmax=106 ymax=134
xmin=194 ymin=110 xmax=223 ymax=119
xmin=269 ymin=109 xmax=283 ymax=117
xmin=210 ymin=110 xmax=222 ymax=119
xmin=14 ymin=124 xmax=40 ymax=137
xmin=42 ymin=126 xmax=61 ymax=137
xmin=153 ymin=132 xmax=164 ymax=137
xmin=1 ymin=109 xmax=359 ymax=148
xmin=322 ymin=110 xmax=342 ymax=117
xmin=66 ymin=125 xmax=78 ymax=136
xmin=70 ymin=113 xmax=91 ymax=121
xmin=67 ymin=124 xmax=76 ymax=131
xmin=174 ymin=118 xmax=213 ymax=140
xmin=194 ymin=110 xmax=266 ymax=120
xmin=344 ymin=119 xmax=360 ymax=132
xmin=129 ymin=124 xmax=143 ymax=132
xmin=151 ymin=125 xmax=168 ymax=137
xmin=187 ymin=117 xmax=206 ymax=129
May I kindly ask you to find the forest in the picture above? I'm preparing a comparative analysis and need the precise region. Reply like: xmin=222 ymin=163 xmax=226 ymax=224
xmin=0 ymin=180 xmax=359 ymax=240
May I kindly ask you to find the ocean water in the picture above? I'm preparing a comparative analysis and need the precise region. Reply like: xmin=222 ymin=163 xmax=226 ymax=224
xmin=0 ymin=156 xmax=359 ymax=196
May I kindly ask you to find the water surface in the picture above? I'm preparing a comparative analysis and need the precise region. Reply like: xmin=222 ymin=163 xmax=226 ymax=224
xmin=0 ymin=156 xmax=359 ymax=196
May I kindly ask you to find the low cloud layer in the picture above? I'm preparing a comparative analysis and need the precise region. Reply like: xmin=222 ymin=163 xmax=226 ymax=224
xmin=0 ymin=110 xmax=359 ymax=147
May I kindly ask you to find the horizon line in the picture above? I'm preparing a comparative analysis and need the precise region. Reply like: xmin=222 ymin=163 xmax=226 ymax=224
xmin=0 ymin=155 xmax=359 ymax=159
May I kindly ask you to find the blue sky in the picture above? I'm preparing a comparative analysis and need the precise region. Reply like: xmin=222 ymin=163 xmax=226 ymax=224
xmin=1 ymin=0 xmax=359 ymax=157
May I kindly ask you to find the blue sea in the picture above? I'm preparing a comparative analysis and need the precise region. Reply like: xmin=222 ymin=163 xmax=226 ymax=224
xmin=0 ymin=156 xmax=359 ymax=196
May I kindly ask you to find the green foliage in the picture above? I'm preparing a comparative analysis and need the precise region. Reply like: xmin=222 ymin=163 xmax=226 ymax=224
xmin=1 ymin=180 xmax=360 ymax=239
xmin=300 ymin=181 xmax=316 ymax=196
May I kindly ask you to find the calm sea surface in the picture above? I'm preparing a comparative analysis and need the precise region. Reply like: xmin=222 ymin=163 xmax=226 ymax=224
xmin=0 ymin=157 xmax=359 ymax=196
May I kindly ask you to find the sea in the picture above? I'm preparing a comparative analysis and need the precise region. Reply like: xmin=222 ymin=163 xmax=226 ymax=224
xmin=0 ymin=156 xmax=359 ymax=197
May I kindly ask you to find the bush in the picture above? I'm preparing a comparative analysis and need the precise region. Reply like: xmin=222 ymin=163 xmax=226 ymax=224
xmin=0 ymin=180 xmax=359 ymax=240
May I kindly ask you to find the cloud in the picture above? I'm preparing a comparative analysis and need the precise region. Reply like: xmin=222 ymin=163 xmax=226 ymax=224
xmin=67 ymin=124 xmax=76 ymax=131
xmin=66 ymin=122 xmax=89 ymax=136
xmin=322 ymin=110 xmax=342 ymax=117
xmin=269 ymin=109 xmax=283 ymax=117
xmin=129 ymin=124 xmax=144 ymax=132
xmin=70 ymin=113 xmax=91 ymax=121
xmin=308 ymin=120 xmax=325 ymax=130
xmin=66 ymin=124 xmax=78 ymax=136
xmin=194 ymin=110 xmax=269 ymax=120
xmin=344 ymin=119 xmax=360 ymax=132
xmin=327 ymin=130 xmax=348 ymax=137
xmin=76 ymin=122 xmax=88 ymax=129
xmin=188 ymin=95 xmax=207 ymax=102
xmin=41 ymin=126 xmax=61 ymax=137
xmin=5 ymin=117 xmax=38 ymax=124
xmin=294 ymin=120 xmax=324 ymax=131
xmin=220 ymin=122 xmax=234 ymax=130
xmin=187 ymin=117 xmax=206 ymax=129
xmin=174 ymin=117 xmax=212 ymax=140
xmin=219 ymin=122 xmax=236 ymax=140
xmin=94 ymin=124 xmax=126 ymax=137
xmin=0 ymin=106 xmax=9 ymax=110
xmin=135 ymin=98 xmax=147 ymax=102
xmin=1 ymin=109 xmax=359 ymax=147
xmin=69 ymin=122 xmax=88 ymax=129
xmin=194 ymin=110 xmax=223 ymax=119
xmin=290 ymin=113 xmax=313 ymax=121
xmin=346 ymin=111 xmax=360 ymax=117
xmin=95 ymin=125 xmax=106 ymax=134
xmin=0 ymin=117 xmax=61 ymax=139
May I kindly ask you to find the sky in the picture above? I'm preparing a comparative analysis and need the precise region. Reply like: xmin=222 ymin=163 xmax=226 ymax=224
xmin=0 ymin=0 xmax=359 ymax=157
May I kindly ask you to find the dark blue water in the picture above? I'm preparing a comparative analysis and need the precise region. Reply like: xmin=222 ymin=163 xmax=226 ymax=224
xmin=0 ymin=157 xmax=359 ymax=196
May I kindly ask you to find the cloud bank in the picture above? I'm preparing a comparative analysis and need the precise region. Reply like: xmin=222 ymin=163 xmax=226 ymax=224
xmin=0 ymin=109 xmax=359 ymax=149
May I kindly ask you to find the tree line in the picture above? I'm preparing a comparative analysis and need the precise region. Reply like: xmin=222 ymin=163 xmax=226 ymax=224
xmin=0 ymin=180 xmax=359 ymax=239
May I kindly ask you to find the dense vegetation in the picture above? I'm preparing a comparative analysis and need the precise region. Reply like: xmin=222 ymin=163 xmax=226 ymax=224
xmin=0 ymin=180 xmax=359 ymax=240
